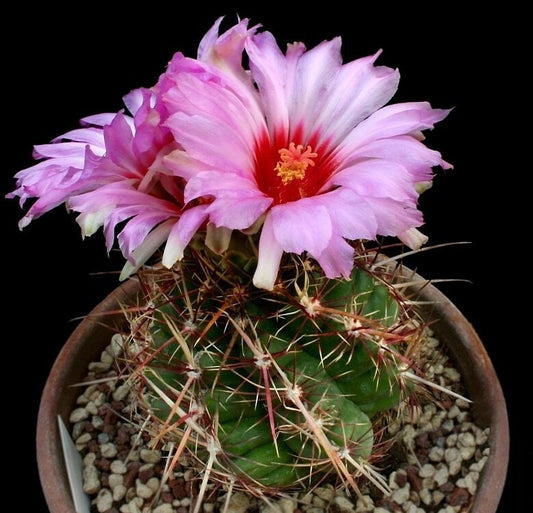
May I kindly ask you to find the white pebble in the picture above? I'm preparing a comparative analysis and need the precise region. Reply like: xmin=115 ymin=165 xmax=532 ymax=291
xmin=109 ymin=333 xmax=125 ymax=357
xmin=459 ymin=445 xmax=476 ymax=460
xmin=75 ymin=433 xmax=92 ymax=450
xmin=276 ymin=497 xmax=297 ymax=513
xmin=433 ymin=465 xmax=450 ymax=486
xmin=101 ymin=442 xmax=118 ymax=458
xmin=443 ymin=367 xmax=461 ymax=382
xmin=390 ymin=484 xmax=410 ymax=504
xmin=447 ymin=405 xmax=460 ymax=419
xmin=69 ymin=407 xmax=89 ymax=423
xmin=110 ymin=460 xmax=128 ymax=474
xmin=333 ymin=495 xmax=356 ymax=512
xmin=83 ymin=452 xmax=97 ymax=466
xmin=140 ymin=448 xmax=162 ymax=463
xmin=89 ymin=361 xmax=112 ymax=372
xmin=135 ymin=480 xmax=154 ymax=499
xmin=444 ymin=447 xmax=463 ymax=475
xmin=203 ymin=503 xmax=215 ymax=513
xmin=432 ymin=490 xmax=445 ymax=505
xmin=82 ymin=464 xmax=100 ymax=494
xmin=354 ymin=494 xmax=373 ymax=512
xmin=429 ymin=446 xmax=444 ymax=462
xmin=418 ymin=463 xmax=436 ymax=478
xmin=446 ymin=433 xmax=458 ymax=447
xmin=225 ymin=492 xmax=251 ymax=513
xmin=127 ymin=499 xmax=143 ymax=513
xmin=100 ymin=349 xmax=114 ymax=365
xmin=153 ymin=505 xmax=174 ymax=513
xmin=113 ymin=484 xmax=127 ymax=501
xmin=112 ymin=383 xmax=131 ymax=402
xmin=108 ymin=473 xmax=124 ymax=489
xmin=146 ymin=476 xmax=160 ymax=493
xmin=457 ymin=431 xmax=475 ymax=447
xmin=456 ymin=472 xmax=479 ymax=495
xmin=96 ymin=488 xmax=113 ymax=512
xmin=314 ymin=486 xmax=335 ymax=502
xmin=470 ymin=455 xmax=488 ymax=472
xmin=437 ymin=506 xmax=456 ymax=513
xmin=92 ymin=415 xmax=104 ymax=429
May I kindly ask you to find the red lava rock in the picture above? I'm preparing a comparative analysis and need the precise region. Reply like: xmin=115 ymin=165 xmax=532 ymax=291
xmin=103 ymin=407 xmax=118 ymax=425
xmin=87 ymin=440 xmax=100 ymax=455
xmin=394 ymin=472 xmax=408 ymax=487
xmin=415 ymin=432 xmax=431 ymax=448
xmin=123 ymin=461 xmax=141 ymax=489
xmin=161 ymin=491 xmax=174 ymax=503
xmin=101 ymin=472 xmax=110 ymax=488
xmin=405 ymin=465 xmax=423 ymax=493
xmin=85 ymin=421 xmax=96 ymax=433
xmin=185 ymin=480 xmax=198 ymax=496
xmin=448 ymin=487 xmax=471 ymax=507
xmin=169 ymin=477 xmax=187 ymax=499
xmin=95 ymin=458 xmax=111 ymax=472
xmin=375 ymin=497 xmax=402 ymax=511
xmin=115 ymin=425 xmax=131 ymax=445
xmin=138 ymin=465 xmax=155 ymax=483
xmin=439 ymin=481 xmax=455 ymax=494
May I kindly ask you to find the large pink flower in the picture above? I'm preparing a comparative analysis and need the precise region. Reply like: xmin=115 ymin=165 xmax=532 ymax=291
xmin=161 ymin=18 xmax=451 ymax=289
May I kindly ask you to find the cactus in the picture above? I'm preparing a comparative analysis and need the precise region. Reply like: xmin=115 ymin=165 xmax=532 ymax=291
xmin=122 ymin=239 xmax=428 ymax=503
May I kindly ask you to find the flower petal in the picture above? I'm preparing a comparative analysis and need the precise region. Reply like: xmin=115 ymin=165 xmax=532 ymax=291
xmin=253 ymin=213 xmax=284 ymax=290
xmin=270 ymin=200 xmax=332 ymax=256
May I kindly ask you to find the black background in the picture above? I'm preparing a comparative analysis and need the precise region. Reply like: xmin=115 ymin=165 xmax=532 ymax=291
xmin=1 ymin=2 xmax=526 ymax=511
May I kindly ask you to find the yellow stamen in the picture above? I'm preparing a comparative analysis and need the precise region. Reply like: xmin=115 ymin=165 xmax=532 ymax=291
xmin=275 ymin=142 xmax=317 ymax=185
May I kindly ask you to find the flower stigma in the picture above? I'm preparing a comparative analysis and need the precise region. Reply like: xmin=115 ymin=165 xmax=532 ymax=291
xmin=275 ymin=143 xmax=317 ymax=185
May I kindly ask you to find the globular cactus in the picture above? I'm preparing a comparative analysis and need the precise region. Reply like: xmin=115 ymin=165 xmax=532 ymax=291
xmin=122 ymin=240 xmax=427 ymax=504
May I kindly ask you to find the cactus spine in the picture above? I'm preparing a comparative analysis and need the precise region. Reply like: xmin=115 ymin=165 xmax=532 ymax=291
xmin=123 ymin=240 xmax=427 ymax=503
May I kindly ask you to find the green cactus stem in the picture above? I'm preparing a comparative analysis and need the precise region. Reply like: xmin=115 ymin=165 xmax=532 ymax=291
xmin=122 ymin=245 xmax=425 ymax=501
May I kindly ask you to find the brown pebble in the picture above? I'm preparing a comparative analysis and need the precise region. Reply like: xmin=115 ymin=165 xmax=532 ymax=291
xmin=115 ymin=425 xmax=131 ymax=445
xmin=375 ymin=497 xmax=402 ymax=511
xmin=87 ymin=440 xmax=100 ymax=455
xmin=95 ymin=458 xmax=111 ymax=472
xmin=439 ymin=482 xmax=455 ymax=493
xmin=448 ymin=486 xmax=471 ymax=507
xmin=405 ymin=466 xmax=423 ymax=493
xmin=161 ymin=491 xmax=174 ymax=503
xmin=169 ymin=477 xmax=187 ymax=499
xmin=176 ymin=507 xmax=188 ymax=513
xmin=138 ymin=465 xmax=155 ymax=483
xmin=123 ymin=461 xmax=141 ymax=489
xmin=101 ymin=472 xmax=110 ymax=488
xmin=85 ymin=421 xmax=96 ymax=433
xmin=394 ymin=472 xmax=407 ymax=487
xmin=415 ymin=432 xmax=430 ymax=448
xmin=184 ymin=479 xmax=198 ymax=496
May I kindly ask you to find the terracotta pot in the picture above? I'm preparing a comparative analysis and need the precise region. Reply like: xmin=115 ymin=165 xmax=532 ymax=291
xmin=36 ymin=271 xmax=509 ymax=513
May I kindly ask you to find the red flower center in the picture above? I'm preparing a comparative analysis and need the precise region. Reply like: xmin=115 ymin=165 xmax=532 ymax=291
xmin=255 ymin=135 xmax=334 ymax=205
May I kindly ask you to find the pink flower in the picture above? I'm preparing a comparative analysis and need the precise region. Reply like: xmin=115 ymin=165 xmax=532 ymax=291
xmin=161 ymin=18 xmax=452 ymax=289
xmin=8 ymin=87 xmax=183 ymax=277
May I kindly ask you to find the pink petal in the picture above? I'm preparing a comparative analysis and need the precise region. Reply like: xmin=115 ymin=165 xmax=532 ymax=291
xmin=162 ymin=204 xmax=209 ymax=268
xmin=253 ymin=213 xmax=284 ymax=290
xmin=270 ymin=199 xmax=332 ymax=256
